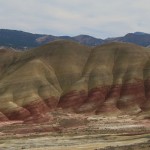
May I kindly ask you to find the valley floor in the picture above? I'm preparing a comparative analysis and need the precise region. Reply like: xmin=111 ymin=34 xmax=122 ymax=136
xmin=0 ymin=112 xmax=150 ymax=150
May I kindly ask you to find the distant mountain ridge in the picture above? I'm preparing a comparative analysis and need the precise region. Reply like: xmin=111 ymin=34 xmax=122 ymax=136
xmin=105 ymin=32 xmax=150 ymax=47
xmin=0 ymin=29 xmax=150 ymax=50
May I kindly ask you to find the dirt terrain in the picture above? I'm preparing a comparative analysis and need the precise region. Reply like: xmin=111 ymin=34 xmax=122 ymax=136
xmin=0 ymin=111 xmax=150 ymax=150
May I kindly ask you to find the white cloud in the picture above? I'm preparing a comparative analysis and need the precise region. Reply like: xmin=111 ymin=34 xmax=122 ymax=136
xmin=0 ymin=0 xmax=150 ymax=38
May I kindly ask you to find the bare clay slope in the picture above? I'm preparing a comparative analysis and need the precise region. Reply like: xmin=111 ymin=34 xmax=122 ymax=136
xmin=0 ymin=41 xmax=150 ymax=122
xmin=0 ymin=41 xmax=91 ymax=122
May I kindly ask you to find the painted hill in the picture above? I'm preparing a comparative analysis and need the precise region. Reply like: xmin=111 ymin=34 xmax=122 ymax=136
xmin=0 ymin=41 xmax=150 ymax=122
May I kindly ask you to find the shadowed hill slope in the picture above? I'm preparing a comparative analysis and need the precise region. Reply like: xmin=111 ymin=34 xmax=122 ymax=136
xmin=0 ymin=41 xmax=150 ymax=122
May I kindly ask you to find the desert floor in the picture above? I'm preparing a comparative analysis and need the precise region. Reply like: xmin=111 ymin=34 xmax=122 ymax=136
xmin=0 ymin=112 xmax=150 ymax=150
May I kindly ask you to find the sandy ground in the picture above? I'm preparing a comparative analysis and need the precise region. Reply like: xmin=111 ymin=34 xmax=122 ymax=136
xmin=0 ymin=113 xmax=150 ymax=150
xmin=6 ymin=135 xmax=150 ymax=150
xmin=0 ymin=134 xmax=150 ymax=150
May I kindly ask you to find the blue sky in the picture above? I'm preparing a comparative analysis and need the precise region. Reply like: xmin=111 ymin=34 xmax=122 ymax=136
xmin=0 ymin=0 xmax=150 ymax=38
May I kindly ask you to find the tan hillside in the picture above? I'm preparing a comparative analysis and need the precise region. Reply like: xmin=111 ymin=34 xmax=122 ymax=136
xmin=0 ymin=41 xmax=150 ymax=122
